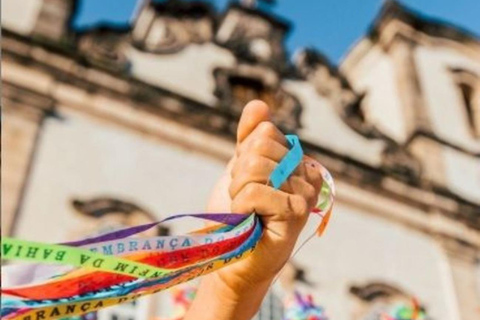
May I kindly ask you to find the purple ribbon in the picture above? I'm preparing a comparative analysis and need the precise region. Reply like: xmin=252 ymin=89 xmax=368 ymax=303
xmin=62 ymin=213 xmax=250 ymax=247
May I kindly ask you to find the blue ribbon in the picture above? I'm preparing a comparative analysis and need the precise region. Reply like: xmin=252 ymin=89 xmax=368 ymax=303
xmin=269 ymin=135 xmax=304 ymax=189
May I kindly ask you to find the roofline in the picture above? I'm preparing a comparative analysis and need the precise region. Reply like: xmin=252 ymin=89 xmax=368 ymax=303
xmin=368 ymin=0 xmax=480 ymax=45
xmin=226 ymin=2 xmax=292 ymax=33
xmin=340 ymin=0 xmax=480 ymax=70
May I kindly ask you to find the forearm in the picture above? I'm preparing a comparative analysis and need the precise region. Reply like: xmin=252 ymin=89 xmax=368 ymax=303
xmin=184 ymin=271 xmax=273 ymax=320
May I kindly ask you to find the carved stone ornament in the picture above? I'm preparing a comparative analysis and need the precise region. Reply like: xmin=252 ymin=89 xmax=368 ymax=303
xmin=77 ymin=26 xmax=131 ymax=73
xmin=214 ymin=66 xmax=302 ymax=133
xmin=132 ymin=0 xmax=214 ymax=54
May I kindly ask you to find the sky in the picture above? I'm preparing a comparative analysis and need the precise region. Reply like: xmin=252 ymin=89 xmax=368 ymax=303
xmin=73 ymin=0 xmax=480 ymax=64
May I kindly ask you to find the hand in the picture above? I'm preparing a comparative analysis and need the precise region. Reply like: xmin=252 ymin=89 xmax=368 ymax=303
xmin=186 ymin=100 xmax=322 ymax=320
xmin=211 ymin=100 xmax=323 ymax=289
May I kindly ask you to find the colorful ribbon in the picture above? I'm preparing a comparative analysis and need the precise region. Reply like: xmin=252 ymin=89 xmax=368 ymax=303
xmin=1 ymin=134 xmax=335 ymax=320
xmin=2 ymin=219 xmax=262 ymax=320
xmin=2 ymin=216 xmax=255 ymax=301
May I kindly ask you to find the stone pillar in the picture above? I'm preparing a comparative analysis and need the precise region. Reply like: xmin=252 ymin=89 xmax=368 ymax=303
xmin=1 ymin=83 xmax=52 ymax=236
xmin=32 ymin=0 xmax=75 ymax=41
xmin=441 ymin=237 xmax=480 ymax=320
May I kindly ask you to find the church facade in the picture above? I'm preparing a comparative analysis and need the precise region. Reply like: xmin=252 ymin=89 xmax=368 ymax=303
xmin=2 ymin=1 xmax=480 ymax=319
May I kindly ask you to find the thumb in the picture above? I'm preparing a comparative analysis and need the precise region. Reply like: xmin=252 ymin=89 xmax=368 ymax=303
xmin=236 ymin=100 xmax=271 ymax=144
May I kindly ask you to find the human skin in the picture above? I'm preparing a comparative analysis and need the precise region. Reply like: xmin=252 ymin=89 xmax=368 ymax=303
xmin=183 ymin=100 xmax=322 ymax=320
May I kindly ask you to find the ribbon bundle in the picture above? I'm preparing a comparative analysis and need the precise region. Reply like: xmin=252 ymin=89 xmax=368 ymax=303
xmin=1 ymin=135 xmax=335 ymax=320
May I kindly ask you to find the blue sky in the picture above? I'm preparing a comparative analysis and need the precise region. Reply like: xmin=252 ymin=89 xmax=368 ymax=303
xmin=73 ymin=0 xmax=480 ymax=64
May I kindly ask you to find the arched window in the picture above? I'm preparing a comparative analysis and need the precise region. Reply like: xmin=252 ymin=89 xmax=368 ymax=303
xmin=349 ymin=282 xmax=431 ymax=320
xmin=71 ymin=197 xmax=169 ymax=238
xmin=451 ymin=69 xmax=480 ymax=138
xmin=70 ymin=197 xmax=165 ymax=320
xmin=214 ymin=68 xmax=302 ymax=133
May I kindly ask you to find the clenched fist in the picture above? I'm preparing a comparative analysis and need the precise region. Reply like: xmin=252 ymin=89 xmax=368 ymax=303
xmin=185 ymin=100 xmax=323 ymax=320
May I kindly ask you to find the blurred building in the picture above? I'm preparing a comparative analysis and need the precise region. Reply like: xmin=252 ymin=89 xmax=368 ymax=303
xmin=2 ymin=0 xmax=480 ymax=320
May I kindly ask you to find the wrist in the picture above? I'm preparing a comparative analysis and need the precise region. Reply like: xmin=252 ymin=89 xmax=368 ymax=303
xmin=212 ymin=270 xmax=273 ymax=319
xmin=214 ymin=265 xmax=274 ymax=298
xmin=185 ymin=271 xmax=273 ymax=320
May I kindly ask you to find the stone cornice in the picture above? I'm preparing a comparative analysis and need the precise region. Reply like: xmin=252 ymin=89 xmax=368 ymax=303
xmin=2 ymin=82 xmax=55 ymax=120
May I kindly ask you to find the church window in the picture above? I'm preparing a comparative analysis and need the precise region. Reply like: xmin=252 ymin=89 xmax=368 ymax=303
xmin=229 ymin=76 xmax=276 ymax=114
xmin=459 ymin=82 xmax=480 ymax=137
xmin=452 ymin=69 xmax=480 ymax=138
xmin=349 ymin=282 xmax=431 ymax=320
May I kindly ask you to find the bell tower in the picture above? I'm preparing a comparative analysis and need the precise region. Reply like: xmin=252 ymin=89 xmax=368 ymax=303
xmin=216 ymin=0 xmax=288 ymax=70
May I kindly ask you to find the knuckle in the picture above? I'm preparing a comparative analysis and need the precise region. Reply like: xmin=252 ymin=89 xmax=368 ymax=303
xmin=311 ymin=169 xmax=323 ymax=190
xmin=289 ymin=195 xmax=308 ymax=218
xmin=230 ymin=197 xmax=243 ymax=213
xmin=232 ymin=184 xmax=259 ymax=214
xmin=230 ymin=162 xmax=239 ymax=179
xmin=231 ymin=158 xmax=243 ymax=179
xmin=294 ymin=163 xmax=306 ymax=177
xmin=305 ymin=183 xmax=318 ymax=208
xmin=251 ymin=138 xmax=268 ymax=154
xmin=245 ymin=155 xmax=263 ymax=172
xmin=305 ymin=183 xmax=317 ymax=202
xmin=258 ymin=121 xmax=276 ymax=137
xmin=228 ymin=182 xmax=237 ymax=199
xmin=237 ymin=142 xmax=247 ymax=156
xmin=304 ymin=160 xmax=323 ymax=187
xmin=243 ymin=183 xmax=260 ymax=200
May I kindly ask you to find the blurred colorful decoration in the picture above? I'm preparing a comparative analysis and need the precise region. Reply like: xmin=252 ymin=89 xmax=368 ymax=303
xmin=0 ymin=136 xmax=336 ymax=320
xmin=152 ymin=283 xmax=197 ymax=320
xmin=166 ymin=284 xmax=197 ymax=320
xmin=171 ymin=284 xmax=197 ymax=309
xmin=381 ymin=298 xmax=428 ymax=320
xmin=283 ymin=291 xmax=328 ymax=320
